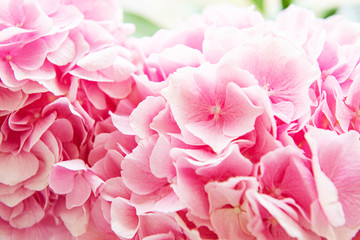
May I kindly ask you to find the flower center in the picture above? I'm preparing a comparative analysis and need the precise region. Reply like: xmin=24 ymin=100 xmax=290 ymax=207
xmin=211 ymin=105 xmax=221 ymax=115
xmin=210 ymin=105 xmax=222 ymax=120
xmin=263 ymin=83 xmax=273 ymax=96
xmin=233 ymin=206 xmax=241 ymax=214
xmin=5 ymin=55 xmax=12 ymax=61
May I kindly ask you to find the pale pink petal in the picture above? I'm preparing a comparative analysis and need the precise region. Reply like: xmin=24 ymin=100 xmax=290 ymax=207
xmin=121 ymin=145 xmax=167 ymax=195
xmin=0 ymin=186 xmax=34 ymax=208
xmin=250 ymin=192 xmax=317 ymax=239
xmin=103 ymin=56 xmax=136 ymax=82
xmin=23 ymin=140 xmax=56 ymax=191
xmin=147 ymin=44 xmax=204 ymax=78
xmin=77 ymin=46 xmax=118 ymax=71
xmin=149 ymin=135 xmax=176 ymax=179
xmin=203 ymin=26 xmax=247 ymax=64
xmin=83 ymin=171 xmax=104 ymax=196
xmin=150 ymin=104 xmax=181 ymax=136
xmin=47 ymin=37 xmax=76 ymax=66
xmin=97 ymin=79 xmax=133 ymax=99
xmin=82 ymin=81 xmax=107 ymax=110
xmin=222 ymin=82 xmax=263 ymax=137
xmin=111 ymin=197 xmax=139 ymax=239
xmin=66 ymin=174 xmax=91 ymax=209
xmin=0 ymin=87 xmax=26 ymax=112
xmin=12 ymin=39 xmax=48 ymax=71
xmin=55 ymin=198 xmax=90 ymax=237
xmin=48 ymin=118 xmax=74 ymax=143
xmin=306 ymin=128 xmax=360 ymax=227
xmin=210 ymin=208 xmax=253 ymax=240
xmin=0 ymin=61 xmax=24 ymax=88
xmin=138 ymin=212 xmax=183 ymax=238
xmin=50 ymin=4 xmax=84 ymax=32
xmin=174 ymin=158 xmax=209 ymax=219
xmin=22 ymin=112 xmax=57 ymax=152
xmin=109 ymin=99 xmax=136 ymax=133
xmin=11 ymin=60 xmax=56 ymax=81
xmin=258 ymin=146 xmax=317 ymax=215
xmin=0 ymin=152 xmax=39 ymax=186
xmin=54 ymin=159 xmax=87 ymax=172
xmin=142 ymin=233 xmax=175 ymax=240
xmin=129 ymin=96 xmax=166 ymax=139
xmin=9 ymin=197 xmax=45 ymax=228
xmin=90 ymin=197 xmax=112 ymax=233
xmin=49 ymin=166 xmax=76 ymax=194
xmin=100 ymin=177 xmax=131 ymax=201
xmin=195 ymin=145 xmax=253 ymax=179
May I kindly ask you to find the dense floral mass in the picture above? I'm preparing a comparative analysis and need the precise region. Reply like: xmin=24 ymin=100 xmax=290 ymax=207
xmin=1 ymin=0 xmax=360 ymax=239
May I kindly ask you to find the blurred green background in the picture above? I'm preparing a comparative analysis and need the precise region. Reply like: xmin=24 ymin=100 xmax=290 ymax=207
xmin=118 ymin=0 xmax=360 ymax=37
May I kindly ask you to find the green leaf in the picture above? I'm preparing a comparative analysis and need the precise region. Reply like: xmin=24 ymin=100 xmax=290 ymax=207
xmin=252 ymin=0 xmax=264 ymax=13
xmin=281 ymin=0 xmax=293 ymax=9
xmin=123 ymin=11 xmax=161 ymax=37
xmin=322 ymin=8 xmax=338 ymax=18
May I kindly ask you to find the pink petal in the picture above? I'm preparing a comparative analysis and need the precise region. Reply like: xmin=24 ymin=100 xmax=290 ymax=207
xmin=148 ymin=44 xmax=204 ymax=77
xmin=83 ymin=171 xmax=104 ymax=196
xmin=48 ymin=118 xmax=74 ymax=143
xmin=0 ymin=61 xmax=24 ymax=88
xmin=174 ymin=158 xmax=209 ymax=219
xmin=185 ymin=120 xmax=227 ymax=153
xmin=101 ymin=55 xmax=136 ymax=82
xmin=0 ymin=151 xmax=39 ymax=186
xmin=306 ymin=128 xmax=360 ymax=227
xmin=111 ymin=197 xmax=139 ymax=239
xmin=129 ymin=96 xmax=166 ymax=139
xmin=196 ymin=145 xmax=253 ymax=179
xmin=66 ymin=174 xmax=91 ymax=209
xmin=250 ymin=192 xmax=316 ymax=239
xmin=110 ymin=110 xmax=135 ymax=135
xmin=121 ymin=141 xmax=167 ymax=195
xmin=49 ymin=166 xmax=76 ymax=194
xmin=90 ymin=197 xmax=112 ymax=233
xmin=97 ymin=79 xmax=133 ymax=99
xmin=12 ymin=39 xmax=48 ymax=70
xmin=54 ymin=159 xmax=87 ymax=171
xmin=47 ymin=37 xmax=76 ymax=66
xmin=0 ymin=186 xmax=34 ymax=208
xmin=77 ymin=47 xmax=118 ymax=71
xmin=138 ymin=212 xmax=182 ymax=238
xmin=55 ymin=199 xmax=90 ymax=237
xmin=101 ymin=177 xmax=131 ymax=201
xmin=82 ymin=81 xmax=107 ymax=110
xmin=203 ymin=26 xmax=247 ymax=64
xmin=210 ymin=208 xmax=252 ymax=240
xmin=0 ymin=87 xmax=26 ymax=112
xmin=0 ymin=27 xmax=33 ymax=43
xmin=11 ymin=60 xmax=56 ymax=81
xmin=9 ymin=197 xmax=45 ymax=228
xmin=23 ymin=140 xmax=56 ymax=191
xmin=50 ymin=4 xmax=83 ymax=32
xmin=149 ymin=135 xmax=176 ymax=179
xmin=222 ymin=82 xmax=263 ymax=136
xmin=22 ymin=112 xmax=57 ymax=152
xmin=258 ymin=146 xmax=317 ymax=214
xmin=150 ymin=104 xmax=181 ymax=136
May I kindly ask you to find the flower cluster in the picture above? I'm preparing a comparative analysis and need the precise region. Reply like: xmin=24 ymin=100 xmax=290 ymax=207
xmin=1 ymin=1 xmax=360 ymax=239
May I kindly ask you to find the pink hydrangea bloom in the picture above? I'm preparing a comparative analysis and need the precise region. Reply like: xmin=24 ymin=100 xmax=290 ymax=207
xmin=2 ymin=2 xmax=360 ymax=239
xmin=306 ymin=128 xmax=360 ymax=236
xmin=162 ymin=63 xmax=263 ymax=153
